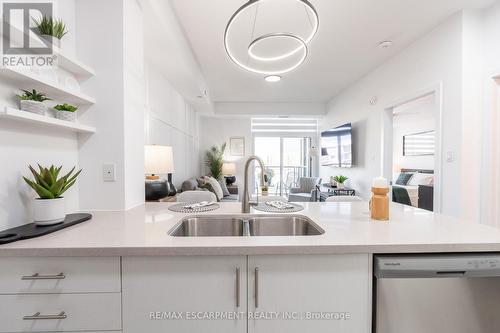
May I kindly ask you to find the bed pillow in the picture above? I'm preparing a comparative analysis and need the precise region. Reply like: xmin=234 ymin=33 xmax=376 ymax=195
xmin=395 ymin=173 xmax=414 ymax=185
xmin=407 ymin=173 xmax=433 ymax=186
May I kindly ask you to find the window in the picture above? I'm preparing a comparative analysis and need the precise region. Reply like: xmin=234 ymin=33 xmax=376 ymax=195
xmin=403 ymin=131 xmax=435 ymax=156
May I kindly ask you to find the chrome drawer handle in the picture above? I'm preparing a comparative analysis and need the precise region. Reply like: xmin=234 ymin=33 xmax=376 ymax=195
xmin=254 ymin=267 xmax=259 ymax=308
xmin=23 ymin=311 xmax=67 ymax=320
xmin=236 ymin=267 xmax=241 ymax=308
xmin=21 ymin=273 xmax=65 ymax=280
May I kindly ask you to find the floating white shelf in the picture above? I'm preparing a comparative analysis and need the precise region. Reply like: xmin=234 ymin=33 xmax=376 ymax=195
xmin=0 ymin=68 xmax=96 ymax=105
xmin=55 ymin=46 xmax=96 ymax=79
xmin=0 ymin=107 xmax=96 ymax=134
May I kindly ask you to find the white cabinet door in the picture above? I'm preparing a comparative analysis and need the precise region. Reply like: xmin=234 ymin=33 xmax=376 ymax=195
xmin=248 ymin=254 xmax=371 ymax=333
xmin=122 ymin=256 xmax=247 ymax=333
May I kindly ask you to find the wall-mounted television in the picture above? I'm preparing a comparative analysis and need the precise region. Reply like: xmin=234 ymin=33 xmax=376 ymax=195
xmin=321 ymin=123 xmax=353 ymax=167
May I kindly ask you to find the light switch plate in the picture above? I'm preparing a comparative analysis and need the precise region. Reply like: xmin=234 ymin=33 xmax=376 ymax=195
xmin=103 ymin=164 xmax=116 ymax=182
xmin=446 ymin=151 xmax=455 ymax=163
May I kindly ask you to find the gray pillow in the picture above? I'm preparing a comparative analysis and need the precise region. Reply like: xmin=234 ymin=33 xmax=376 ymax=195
xmin=218 ymin=179 xmax=230 ymax=197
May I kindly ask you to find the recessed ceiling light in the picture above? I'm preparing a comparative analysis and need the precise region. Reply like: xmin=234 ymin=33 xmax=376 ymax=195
xmin=265 ymin=75 xmax=282 ymax=82
xmin=378 ymin=41 xmax=393 ymax=49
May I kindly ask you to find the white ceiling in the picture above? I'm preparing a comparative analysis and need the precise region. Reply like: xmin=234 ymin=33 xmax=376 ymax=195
xmin=170 ymin=0 xmax=496 ymax=103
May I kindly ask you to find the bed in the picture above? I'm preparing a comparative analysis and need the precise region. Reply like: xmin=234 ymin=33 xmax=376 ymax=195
xmin=392 ymin=169 xmax=434 ymax=209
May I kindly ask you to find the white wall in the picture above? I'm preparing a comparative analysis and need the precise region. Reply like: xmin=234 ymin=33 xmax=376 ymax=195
xmin=77 ymin=0 xmax=145 ymax=211
xmin=480 ymin=2 xmax=500 ymax=227
xmin=321 ymin=12 xmax=464 ymax=212
xmin=392 ymin=94 xmax=436 ymax=173
xmin=0 ymin=0 xmax=79 ymax=229
xmin=215 ymin=102 xmax=326 ymax=116
xmin=199 ymin=116 xmax=252 ymax=189
xmin=321 ymin=6 xmax=500 ymax=223
xmin=123 ymin=0 xmax=145 ymax=209
xmin=76 ymin=0 xmax=126 ymax=211
xmin=144 ymin=62 xmax=200 ymax=189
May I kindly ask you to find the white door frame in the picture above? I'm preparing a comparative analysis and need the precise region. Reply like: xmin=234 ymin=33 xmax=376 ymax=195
xmin=485 ymin=72 xmax=500 ymax=226
xmin=381 ymin=83 xmax=444 ymax=213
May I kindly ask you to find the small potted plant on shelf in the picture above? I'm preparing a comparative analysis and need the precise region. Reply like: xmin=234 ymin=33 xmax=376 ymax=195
xmin=16 ymin=89 xmax=51 ymax=115
xmin=333 ymin=175 xmax=349 ymax=189
xmin=33 ymin=16 xmax=68 ymax=48
xmin=23 ymin=165 xmax=82 ymax=226
xmin=54 ymin=103 xmax=78 ymax=122
xmin=261 ymin=185 xmax=269 ymax=196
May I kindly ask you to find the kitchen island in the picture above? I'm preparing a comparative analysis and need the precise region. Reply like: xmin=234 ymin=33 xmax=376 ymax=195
xmin=1 ymin=202 xmax=500 ymax=333
xmin=1 ymin=202 xmax=500 ymax=256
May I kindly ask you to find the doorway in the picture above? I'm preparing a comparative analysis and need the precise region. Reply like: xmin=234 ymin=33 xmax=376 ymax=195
xmin=382 ymin=86 xmax=443 ymax=213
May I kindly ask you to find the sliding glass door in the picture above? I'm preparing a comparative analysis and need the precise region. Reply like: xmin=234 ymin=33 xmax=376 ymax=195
xmin=254 ymin=136 xmax=311 ymax=196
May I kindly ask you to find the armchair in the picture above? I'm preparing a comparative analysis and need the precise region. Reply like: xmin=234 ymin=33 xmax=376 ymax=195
xmin=288 ymin=177 xmax=322 ymax=202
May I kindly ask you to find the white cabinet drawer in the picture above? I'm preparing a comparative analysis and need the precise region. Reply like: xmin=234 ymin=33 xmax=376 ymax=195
xmin=0 ymin=293 xmax=122 ymax=332
xmin=0 ymin=257 xmax=120 ymax=294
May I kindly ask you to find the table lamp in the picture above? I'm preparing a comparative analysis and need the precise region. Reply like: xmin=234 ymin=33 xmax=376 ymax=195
xmin=144 ymin=145 xmax=175 ymax=201
xmin=222 ymin=162 xmax=236 ymax=185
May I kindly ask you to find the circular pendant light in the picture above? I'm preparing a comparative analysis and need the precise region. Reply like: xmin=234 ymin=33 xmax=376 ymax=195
xmin=224 ymin=0 xmax=319 ymax=76
xmin=248 ymin=33 xmax=307 ymax=62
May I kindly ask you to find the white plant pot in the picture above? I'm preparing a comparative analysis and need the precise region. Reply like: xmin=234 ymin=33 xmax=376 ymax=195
xmin=41 ymin=34 xmax=61 ymax=48
xmin=20 ymin=100 xmax=47 ymax=115
xmin=337 ymin=183 xmax=345 ymax=189
xmin=33 ymin=197 xmax=66 ymax=226
xmin=55 ymin=110 xmax=77 ymax=122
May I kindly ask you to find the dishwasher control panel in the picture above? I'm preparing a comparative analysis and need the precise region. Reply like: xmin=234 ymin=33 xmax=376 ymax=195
xmin=375 ymin=254 xmax=500 ymax=278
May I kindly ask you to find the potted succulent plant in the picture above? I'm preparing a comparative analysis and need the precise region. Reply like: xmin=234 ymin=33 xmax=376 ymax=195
xmin=16 ymin=89 xmax=51 ymax=115
xmin=23 ymin=165 xmax=82 ymax=226
xmin=54 ymin=103 xmax=78 ymax=122
xmin=333 ymin=175 xmax=349 ymax=189
xmin=33 ymin=16 xmax=68 ymax=48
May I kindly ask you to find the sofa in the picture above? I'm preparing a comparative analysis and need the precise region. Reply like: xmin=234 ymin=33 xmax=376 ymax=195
xmin=181 ymin=178 xmax=239 ymax=202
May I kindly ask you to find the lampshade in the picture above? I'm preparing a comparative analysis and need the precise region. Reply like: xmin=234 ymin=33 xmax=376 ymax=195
xmin=222 ymin=162 xmax=236 ymax=176
xmin=145 ymin=145 xmax=174 ymax=175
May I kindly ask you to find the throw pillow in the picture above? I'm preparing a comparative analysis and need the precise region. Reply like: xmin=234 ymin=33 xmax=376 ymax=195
xmin=218 ymin=179 xmax=230 ymax=197
xmin=199 ymin=183 xmax=220 ymax=202
xmin=395 ymin=173 xmax=414 ymax=186
xmin=205 ymin=176 xmax=224 ymax=200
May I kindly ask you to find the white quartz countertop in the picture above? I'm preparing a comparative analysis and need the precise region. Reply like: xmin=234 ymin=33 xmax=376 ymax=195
xmin=2 ymin=202 xmax=500 ymax=256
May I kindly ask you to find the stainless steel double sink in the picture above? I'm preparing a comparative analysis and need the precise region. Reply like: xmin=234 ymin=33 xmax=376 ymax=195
xmin=169 ymin=214 xmax=324 ymax=237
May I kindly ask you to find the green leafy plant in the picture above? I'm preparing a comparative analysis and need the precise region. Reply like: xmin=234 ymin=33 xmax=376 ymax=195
xmin=33 ymin=16 xmax=68 ymax=40
xmin=23 ymin=165 xmax=82 ymax=199
xmin=205 ymin=143 xmax=227 ymax=180
xmin=333 ymin=175 xmax=349 ymax=184
xmin=16 ymin=89 xmax=51 ymax=102
xmin=54 ymin=103 xmax=78 ymax=112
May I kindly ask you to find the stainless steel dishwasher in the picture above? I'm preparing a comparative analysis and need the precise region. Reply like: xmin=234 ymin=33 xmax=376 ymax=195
xmin=374 ymin=254 xmax=500 ymax=333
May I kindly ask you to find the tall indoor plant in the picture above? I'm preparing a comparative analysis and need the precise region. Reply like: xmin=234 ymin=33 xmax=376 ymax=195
xmin=23 ymin=165 xmax=81 ymax=225
xmin=205 ymin=143 xmax=226 ymax=180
